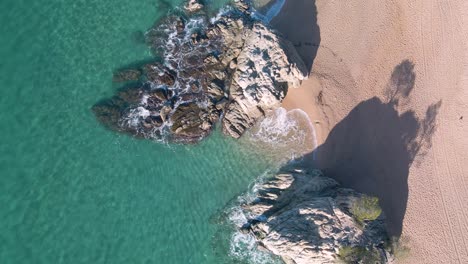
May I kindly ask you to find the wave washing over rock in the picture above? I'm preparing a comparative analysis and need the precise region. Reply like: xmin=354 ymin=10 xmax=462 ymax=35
xmin=92 ymin=0 xmax=307 ymax=143
xmin=232 ymin=167 xmax=395 ymax=264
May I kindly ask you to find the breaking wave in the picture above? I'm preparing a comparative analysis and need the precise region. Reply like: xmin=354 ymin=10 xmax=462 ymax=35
xmin=241 ymin=107 xmax=317 ymax=163
xmin=222 ymin=171 xmax=283 ymax=264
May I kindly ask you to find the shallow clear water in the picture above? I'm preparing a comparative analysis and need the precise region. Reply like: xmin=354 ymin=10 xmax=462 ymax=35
xmin=0 ymin=0 xmax=286 ymax=263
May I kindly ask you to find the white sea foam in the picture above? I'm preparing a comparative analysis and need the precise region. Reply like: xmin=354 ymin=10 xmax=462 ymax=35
xmin=183 ymin=17 xmax=206 ymax=41
xmin=210 ymin=6 xmax=233 ymax=24
xmin=229 ymin=232 xmax=278 ymax=264
xmin=243 ymin=107 xmax=317 ymax=163
xmin=141 ymin=94 xmax=149 ymax=105
xmin=123 ymin=106 xmax=150 ymax=128
xmin=226 ymin=107 xmax=319 ymax=262
xmin=224 ymin=170 xmax=283 ymax=264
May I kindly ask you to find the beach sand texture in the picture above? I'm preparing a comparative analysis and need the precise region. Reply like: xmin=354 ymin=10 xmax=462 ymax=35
xmin=278 ymin=0 xmax=468 ymax=263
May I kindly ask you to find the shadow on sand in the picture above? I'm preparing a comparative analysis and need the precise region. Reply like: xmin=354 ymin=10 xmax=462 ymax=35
xmin=270 ymin=0 xmax=320 ymax=72
xmin=297 ymin=60 xmax=442 ymax=237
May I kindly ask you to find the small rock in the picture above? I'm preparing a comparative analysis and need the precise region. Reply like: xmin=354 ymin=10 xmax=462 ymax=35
xmin=160 ymin=105 xmax=172 ymax=122
xmin=148 ymin=88 xmax=168 ymax=102
xmin=204 ymin=55 xmax=219 ymax=65
xmin=176 ymin=18 xmax=185 ymax=33
xmin=229 ymin=59 xmax=238 ymax=70
xmin=184 ymin=0 xmax=204 ymax=13
xmin=215 ymin=98 xmax=228 ymax=110
xmin=233 ymin=0 xmax=250 ymax=12
xmin=201 ymin=121 xmax=211 ymax=131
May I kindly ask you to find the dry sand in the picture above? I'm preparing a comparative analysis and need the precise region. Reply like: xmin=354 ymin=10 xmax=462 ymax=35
xmin=274 ymin=0 xmax=468 ymax=263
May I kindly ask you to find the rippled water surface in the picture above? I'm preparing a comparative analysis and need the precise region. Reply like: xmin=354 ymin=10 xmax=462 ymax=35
xmin=0 ymin=0 xmax=310 ymax=263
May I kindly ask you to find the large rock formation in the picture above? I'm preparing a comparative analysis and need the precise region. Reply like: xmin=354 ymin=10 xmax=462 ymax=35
xmin=240 ymin=168 xmax=393 ymax=263
xmin=222 ymin=22 xmax=308 ymax=138
xmin=92 ymin=0 xmax=307 ymax=143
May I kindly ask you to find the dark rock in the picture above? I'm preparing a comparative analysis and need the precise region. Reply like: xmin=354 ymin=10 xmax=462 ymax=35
xmin=148 ymin=88 xmax=167 ymax=101
xmin=144 ymin=115 xmax=163 ymax=128
xmin=170 ymin=102 xmax=210 ymax=142
xmin=160 ymin=105 xmax=172 ymax=122
xmin=143 ymin=63 xmax=176 ymax=86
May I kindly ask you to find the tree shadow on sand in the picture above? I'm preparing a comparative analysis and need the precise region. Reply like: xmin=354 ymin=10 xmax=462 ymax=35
xmin=270 ymin=0 xmax=320 ymax=72
xmin=298 ymin=60 xmax=442 ymax=237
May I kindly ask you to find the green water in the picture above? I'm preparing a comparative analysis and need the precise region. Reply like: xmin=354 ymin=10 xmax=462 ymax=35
xmin=0 ymin=1 xmax=279 ymax=263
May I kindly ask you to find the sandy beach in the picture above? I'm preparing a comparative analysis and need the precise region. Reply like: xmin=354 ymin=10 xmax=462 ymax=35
xmin=276 ymin=0 xmax=468 ymax=263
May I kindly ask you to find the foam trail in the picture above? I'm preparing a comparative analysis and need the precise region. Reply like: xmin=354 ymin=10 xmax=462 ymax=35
xmin=243 ymin=107 xmax=318 ymax=163
xmin=293 ymin=108 xmax=318 ymax=160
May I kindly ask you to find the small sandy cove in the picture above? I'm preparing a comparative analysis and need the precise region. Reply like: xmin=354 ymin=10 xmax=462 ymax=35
xmin=274 ymin=0 xmax=468 ymax=263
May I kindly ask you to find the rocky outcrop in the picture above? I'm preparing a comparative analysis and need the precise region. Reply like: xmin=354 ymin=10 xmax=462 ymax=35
xmin=222 ymin=22 xmax=308 ymax=138
xmin=240 ymin=168 xmax=393 ymax=263
xmin=92 ymin=0 xmax=307 ymax=143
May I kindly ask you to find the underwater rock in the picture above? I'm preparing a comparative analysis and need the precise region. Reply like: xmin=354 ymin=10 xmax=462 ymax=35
xmin=112 ymin=69 xmax=142 ymax=82
xmin=240 ymin=168 xmax=393 ymax=263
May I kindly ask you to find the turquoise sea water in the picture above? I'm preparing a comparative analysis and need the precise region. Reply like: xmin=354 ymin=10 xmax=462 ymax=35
xmin=0 ymin=1 xmax=287 ymax=263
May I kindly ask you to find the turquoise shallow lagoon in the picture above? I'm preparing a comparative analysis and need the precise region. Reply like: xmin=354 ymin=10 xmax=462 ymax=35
xmin=0 ymin=0 xmax=281 ymax=263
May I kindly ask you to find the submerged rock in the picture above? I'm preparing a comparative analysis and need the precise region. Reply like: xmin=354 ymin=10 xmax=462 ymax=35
xmin=240 ymin=168 xmax=393 ymax=263
xmin=93 ymin=0 xmax=307 ymax=143
xmin=112 ymin=69 xmax=142 ymax=82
